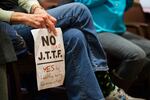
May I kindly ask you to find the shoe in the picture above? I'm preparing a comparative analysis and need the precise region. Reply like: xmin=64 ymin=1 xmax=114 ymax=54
xmin=105 ymin=86 xmax=145 ymax=100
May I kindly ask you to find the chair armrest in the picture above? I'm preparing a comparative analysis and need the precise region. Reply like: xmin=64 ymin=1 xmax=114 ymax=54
xmin=125 ymin=22 xmax=149 ymax=37
xmin=126 ymin=22 xmax=149 ymax=27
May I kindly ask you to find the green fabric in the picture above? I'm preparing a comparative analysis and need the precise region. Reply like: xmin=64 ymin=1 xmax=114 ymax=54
xmin=0 ymin=64 xmax=8 ymax=100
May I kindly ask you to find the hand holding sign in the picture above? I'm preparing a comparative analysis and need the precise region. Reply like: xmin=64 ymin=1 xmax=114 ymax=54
xmin=31 ymin=28 xmax=65 ymax=90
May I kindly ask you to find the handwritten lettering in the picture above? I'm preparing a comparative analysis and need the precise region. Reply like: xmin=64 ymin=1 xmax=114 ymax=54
xmin=43 ymin=65 xmax=55 ymax=73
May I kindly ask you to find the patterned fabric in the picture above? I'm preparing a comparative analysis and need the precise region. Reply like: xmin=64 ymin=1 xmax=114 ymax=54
xmin=95 ymin=71 xmax=115 ymax=97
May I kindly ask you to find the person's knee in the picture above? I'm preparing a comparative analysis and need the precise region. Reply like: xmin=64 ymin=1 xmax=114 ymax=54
xmin=131 ymin=48 xmax=146 ymax=60
xmin=0 ymin=22 xmax=11 ymax=30
xmin=71 ymin=2 xmax=88 ymax=10
xmin=0 ymin=22 xmax=17 ymax=42
xmin=0 ymin=22 xmax=27 ymax=56
xmin=0 ymin=21 xmax=7 ymax=26
xmin=70 ymin=3 xmax=91 ymax=18
xmin=63 ymin=28 xmax=86 ymax=51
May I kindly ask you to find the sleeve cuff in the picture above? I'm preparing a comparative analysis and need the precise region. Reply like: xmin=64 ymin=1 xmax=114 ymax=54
xmin=0 ymin=9 xmax=14 ymax=22
xmin=18 ymin=0 xmax=41 ymax=13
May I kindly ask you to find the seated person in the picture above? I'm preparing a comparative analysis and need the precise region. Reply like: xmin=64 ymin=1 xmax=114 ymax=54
xmin=0 ymin=0 xmax=111 ymax=100
xmin=1 ymin=0 xmax=145 ymax=100
xmin=72 ymin=0 xmax=150 ymax=99
xmin=30 ymin=0 xmax=146 ymax=99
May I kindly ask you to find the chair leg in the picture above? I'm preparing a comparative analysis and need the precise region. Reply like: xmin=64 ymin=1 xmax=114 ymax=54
xmin=0 ymin=64 xmax=9 ymax=100
xmin=7 ymin=62 xmax=23 ymax=100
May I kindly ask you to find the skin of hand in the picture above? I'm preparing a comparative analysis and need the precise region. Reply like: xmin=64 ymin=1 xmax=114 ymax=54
xmin=33 ymin=7 xmax=57 ymax=35
xmin=10 ymin=7 xmax=57 ymax=35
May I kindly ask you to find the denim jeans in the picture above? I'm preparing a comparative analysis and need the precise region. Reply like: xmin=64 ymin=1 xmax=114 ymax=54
xmin=0 ymin=3 xmax=108 ymax=100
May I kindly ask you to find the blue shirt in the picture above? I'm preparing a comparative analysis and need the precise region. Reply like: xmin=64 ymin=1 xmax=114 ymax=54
xmin=74 ymin=0 xmax=133 ymax=35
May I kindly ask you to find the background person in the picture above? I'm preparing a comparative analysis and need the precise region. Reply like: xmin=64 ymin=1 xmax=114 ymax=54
xmin=72 ymin=0 xmax=150 ymax=99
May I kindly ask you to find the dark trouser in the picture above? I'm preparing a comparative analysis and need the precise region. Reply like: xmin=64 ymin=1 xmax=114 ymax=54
xmin=127 ymin=59 xmax=150 ymax=99
xmin=98 ymin=31 xmax=150 ymax=99
xmin=98 ymin=32 xmax=146 ymax=80
xmin=0 ymin=22 xmax=17 ymax=100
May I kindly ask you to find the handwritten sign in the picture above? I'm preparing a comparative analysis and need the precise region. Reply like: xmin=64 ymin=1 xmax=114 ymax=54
xmin=31 ymin=28 xmax=65 ymax=90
